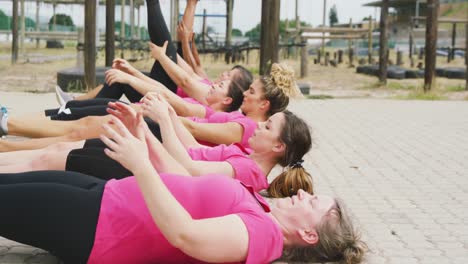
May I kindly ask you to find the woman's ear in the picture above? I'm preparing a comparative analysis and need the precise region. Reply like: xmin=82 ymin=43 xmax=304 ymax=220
xmin=260 ymin=99 xmax=270 ymax=110
xmin=223 ymin=97 xmax=233 ymax=106
xmin=272 ymin=142 xmax=286 ymax=153
xmin=298 ymin=229 xmax=319 ymax=245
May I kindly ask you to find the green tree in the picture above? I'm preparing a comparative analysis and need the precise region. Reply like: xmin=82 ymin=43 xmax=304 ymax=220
xmin=49 ymin=14 xmax=75 ymax=31
xmin=329 ymin=4 xmax=338 ymax=26
xmin=231 ymin=28 xmax=242 ymax=37
xmin=0 ymin=9 xmax=11 ymax=30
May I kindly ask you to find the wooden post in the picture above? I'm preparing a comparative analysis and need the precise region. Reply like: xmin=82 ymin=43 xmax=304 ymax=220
xmin=368 ymin=16 xmax=373 ymax=64
xmin=106 ymin=0 xmax=115 ymax=67
xmin=35 ymin=0 xmax=40 ymax=48
xmin=301 ymin=39 xmax=308 ymax=78
xmin=338 ymin=49 xmax=343 ymax=63
xmin=325 ymin=52 xmax=330 ymax=66
xmin=120 ymin=0 xmax=125 ymax=58
xmin=424 ymin=0 xmax=439 ymax=92
xmin=20 ymin=0 xmax=25 ymax=53
xmin=52 ymin=3 xmax=57 ymax=31
xmin=321 ymin=0 xmax=327 ymax=57
xmin=85 ymin=0 xmax=97 ymax=90
xmin=130 ymin=0 xmax=135 ymax=39
xmin=137 ymin=5 xmax=141 ymax=39
xmin=409 ymin=18 xmax=414 ymax=67
xmin=260 ymin=0 xmax=280 ymax=75
xmin=379 ymin=0 xmax=389 ymax=84
xmin=202 ymin=9 xmax=207 ymax=50
xmin=348 ymin=18 xmax=353 ymax=66
xmin=397 ymin=50 xmax=403 ymax=65
xmin=295 ymin=0 xmax=300 ymax=58
xmin=465 ymin=22 xmax=467 ymax=90
xmin=170 ymin=0 xmax=180 ymax=40
xmin=450 ymin=23 xmax=456 ymax=61
xmin=225 ymin=0 xmax=233 ymax=47
xmin=317 ymin=49 xmax=321 ymax=63
xmin=12 ymin=0 xmax=19 ymax=64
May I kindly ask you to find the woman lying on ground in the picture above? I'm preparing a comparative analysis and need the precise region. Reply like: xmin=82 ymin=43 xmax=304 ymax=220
xmin=0 ymin=97 xmax=313 ymax=196
xmin=56 ymin=0 xmax=250 ymax=105
xmin=0 ymin=113 xmax=366 ymax=264
xmin=0 ymin=63 xmax=298 ymax=152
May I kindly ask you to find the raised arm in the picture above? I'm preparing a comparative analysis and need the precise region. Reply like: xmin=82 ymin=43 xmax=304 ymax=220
xmin=190 ymin=34 xmax=209 ymax=79
xmin=149 ymin=41 xmax=210 ymax=104
xmin=180 ymin=118 xmax=244 ymax=146
xmin=106 ymin=102 xmax=189 ymax=175
xmin=112 ymin=58 xmax=158 ymax=86
xmin=141 ymin=95 xmax=234 ymax=177
xmin=101 ymin=116 xmax=249 ymax=263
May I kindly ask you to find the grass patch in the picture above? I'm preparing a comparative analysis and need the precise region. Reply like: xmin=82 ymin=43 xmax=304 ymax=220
xmin=394 ymin=90 xmax=447 ymax=100
xmin=358 ymin=81 xmax=382 ymax=89
xmin=387 ymin=82 xmax=416 ymax=90
xmin=445 ymin=84 xmax=466 ymax=92
xmin=24 ymin=89 xmax=48 ymax=94
xmin=306 ymin=94 xmax=334 ymax=99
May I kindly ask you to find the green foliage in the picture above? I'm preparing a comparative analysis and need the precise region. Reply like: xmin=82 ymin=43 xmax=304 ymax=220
xmin=445 ymin=84 xmax=465 ymax=92
xmin=394 ymin=91 xmax=447 ymax=100
xmin=0 ymin=9 xmax=11 ymax=30
xmin=307 ymin=94 xmax=334 ymax=99
xmin=329 ymin=4 xmax=338 ymax=26
xmin=231 ymin=28 xmax=243 ymax=37
xmin=387 ymin=82 xmax=416 ymax=90
xmin=49 ymin=14 xmax=75 ymax=30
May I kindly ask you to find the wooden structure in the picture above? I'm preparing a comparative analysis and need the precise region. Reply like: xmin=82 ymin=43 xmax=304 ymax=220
xmin=259 ymin=0 xmax=280 ymax=75
xmin=424 ymin=0 xmax=439 ymax=92
xmin=379 ymin=0 xmax=389 ymax=84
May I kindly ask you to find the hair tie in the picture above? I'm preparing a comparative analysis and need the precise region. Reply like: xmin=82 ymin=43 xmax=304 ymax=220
xmin=290 ymin=159 xmax=304 ymax=168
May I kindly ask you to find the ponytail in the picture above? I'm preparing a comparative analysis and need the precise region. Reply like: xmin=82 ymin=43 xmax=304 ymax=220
xmin=267 ymin=166 xmax=313 ymax=198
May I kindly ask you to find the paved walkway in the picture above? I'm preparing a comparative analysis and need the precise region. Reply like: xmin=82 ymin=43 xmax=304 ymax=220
xmin=0 ymin=92 xmax=467 ymax=263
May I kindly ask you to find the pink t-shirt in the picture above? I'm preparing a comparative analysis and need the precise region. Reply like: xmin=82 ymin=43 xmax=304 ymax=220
xmin=176 ymin=78 xmax=213 ymax=98
xmin=87 ymin=175 xmax=283 ymax=264
xmin=187 ymin=111 xmax=257 ymax=149
xmin=183 ymin=97 xmax=215 ymax=118
xmin=188 ymin=144 xmax=268 ymax=192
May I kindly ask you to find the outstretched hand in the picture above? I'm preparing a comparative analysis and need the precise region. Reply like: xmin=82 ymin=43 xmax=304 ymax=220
xmin=107 ymin=101 xmax=144 ymax=137
xmin=101 ymin=115 xmax=150 ymax=173
xmin=112 ymin=58 xmax=137 ymax=75
xmin=140 ymin=93 xmax=174 ymax=123
xmin=105 ymin=69 xmax=134 ymax=86
xmin=148 ymin=41 xmax=168 ymax=61
xmin=177 ymin=22 xmax=193 ymax=42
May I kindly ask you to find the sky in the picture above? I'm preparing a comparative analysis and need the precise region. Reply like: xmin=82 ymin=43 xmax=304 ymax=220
xmin=0 ymin=0 xmax=380 ymax=34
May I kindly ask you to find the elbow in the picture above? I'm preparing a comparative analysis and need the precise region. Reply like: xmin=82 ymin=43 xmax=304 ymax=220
xmin=169 ymin=226 xmax=194 ymax=250
xmin=180 ymin=76 xmax=192 ymax=91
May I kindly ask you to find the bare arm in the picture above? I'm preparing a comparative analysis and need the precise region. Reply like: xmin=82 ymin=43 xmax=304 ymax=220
xmin=181 ymin=118 xmax=244 ymax=146
xmin=142 ymin=96 xmax=234 ymax=177
xmin=101 ymin=117 xmax=249 ymax=262
xmin=190 ymin=34 xmax=209 ymax=79
xmin=149 ymin=41 xmax=210 ymax=104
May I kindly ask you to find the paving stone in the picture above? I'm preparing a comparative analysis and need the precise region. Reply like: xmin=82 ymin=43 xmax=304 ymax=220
xmin=2 ymin=96 xmax=468 ymax=263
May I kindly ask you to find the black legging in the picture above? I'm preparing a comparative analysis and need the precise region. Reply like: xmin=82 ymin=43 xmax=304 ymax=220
xmin=0 ymin=171 xmax=105 ymax=264
xmin=95 ymin=0 xmax=178 ymax=101
xmin=45 ymin=98 xmax=124 ymax=120
xmin=65 ymin=120 xmax=162 ymax=179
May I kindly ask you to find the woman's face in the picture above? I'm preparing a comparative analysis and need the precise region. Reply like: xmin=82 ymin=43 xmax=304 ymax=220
xmin=205 ymin=80 xmax=232 ymax=105
xmin=248 ymin=112 xmax=285 ymax=154
xmin=216 ymin=68 xmax=240 ymax=82
xmin=240 ymin=79 xmax=267 ymax=114
xmin=271 ymin=190 xmax=336 ymax=245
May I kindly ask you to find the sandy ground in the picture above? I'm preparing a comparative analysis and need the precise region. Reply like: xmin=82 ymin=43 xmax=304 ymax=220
xmin=0 ymin=43 xmax=467 ymax=100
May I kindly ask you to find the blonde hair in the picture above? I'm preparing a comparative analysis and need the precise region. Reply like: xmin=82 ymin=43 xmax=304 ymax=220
xmin=267 ymin=167 xmax=313 ymax=198
xmin=280 ymin=199 xmax=368 ymax=264
xmin=261 ymin=63 xmax=300 ymax=116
